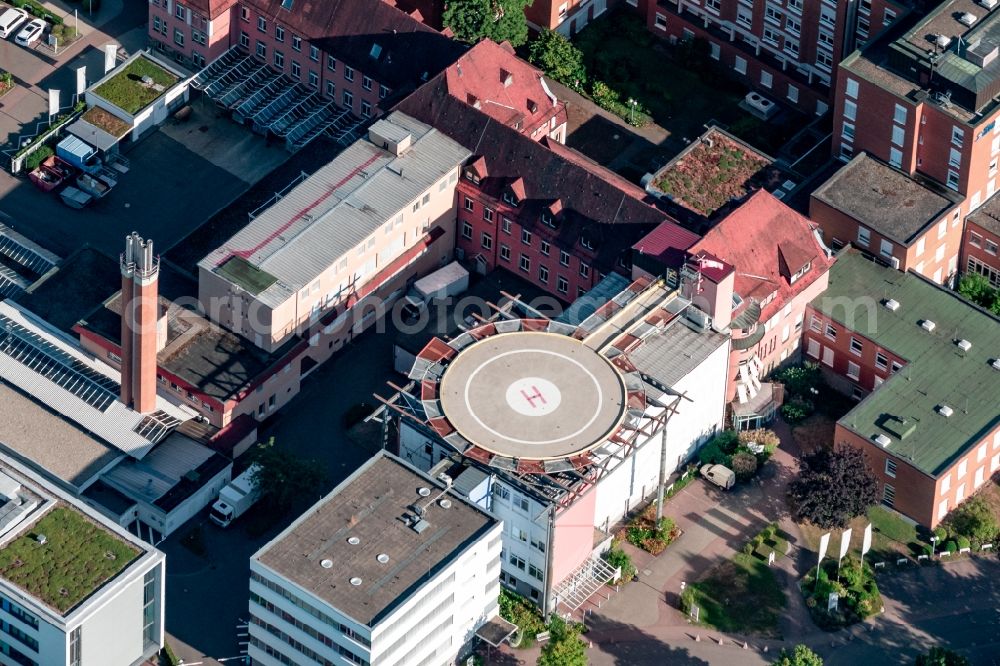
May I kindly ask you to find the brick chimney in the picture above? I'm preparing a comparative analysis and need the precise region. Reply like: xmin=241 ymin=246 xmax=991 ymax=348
xmin=120 ymin=233 xmax=159 ymax=413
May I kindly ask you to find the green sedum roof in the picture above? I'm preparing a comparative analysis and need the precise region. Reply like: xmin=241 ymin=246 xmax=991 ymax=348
xmin=817 ymin=251 xmax=1000 ymax=477
xmin=216 ymin=255 xmax=278 ymax=295
xmin=0 ymin=506 xmax=141 ymax=613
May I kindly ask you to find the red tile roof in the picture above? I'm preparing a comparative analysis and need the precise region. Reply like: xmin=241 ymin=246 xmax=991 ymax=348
xmin=250 ymin=0 xmax=464 ymax=89
xmin=396 ymin=77 xmax=693 ymax=273
xmin=688 ymin=190 xmax=833 ymax=320
xmin=632 ymin=221 xmax=703 ymax=268
xmin=184 ymin=0 xmax=237 ymax=20
xmin=442 ymin=40 xmax=567 ymax=137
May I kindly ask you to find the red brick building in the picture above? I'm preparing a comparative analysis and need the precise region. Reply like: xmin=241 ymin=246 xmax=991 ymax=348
xmin=647 ymin=0 xmax=910 ymax=115
xmin=396 ymin=78 xmax=698 ymax=303
xmin=810 ymin=153 xmax=965 ymax=285
xmin=804 ymin=250 xmax=1000 ymax=528
xmin=148 ymin=0 xmax=463 ymax=116
xmin=962 ymin=192 xmax=1000 ymax=290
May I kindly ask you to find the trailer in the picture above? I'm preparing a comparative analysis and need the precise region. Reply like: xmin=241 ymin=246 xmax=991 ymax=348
xmin=401 ymin=261 xmax=470 ymax=319
xmin=59 ymin=186 xmax=93 ymax=209
xmin=209 ymin=464 xmax=262 ymax=528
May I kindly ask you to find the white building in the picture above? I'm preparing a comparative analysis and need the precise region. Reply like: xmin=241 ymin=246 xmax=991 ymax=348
xmin=248 ymin=452 xmax=503 ymax=666
xmin=0 ymin=455 xmax=164 ymax=666
xmin=382 ymin=273 xmax=730 ymax=612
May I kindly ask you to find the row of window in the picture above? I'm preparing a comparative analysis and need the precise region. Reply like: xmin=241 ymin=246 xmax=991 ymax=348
xmin=0 ymin=622 xmax=36 ymax=654
xmin=252 ymin=615 xmax=368 ymax=666
xmin=252 ymin=594 xmax=368 ymax=654
xmin=0 ymin=595 xmax=38 ymax=632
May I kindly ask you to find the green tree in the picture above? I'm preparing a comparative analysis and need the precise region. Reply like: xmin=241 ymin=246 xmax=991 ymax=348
xmin=915 ymin=647 xmax=970 ymax=666
xmin=249 ymin=437 xmax=326 ymax=512
xmin=947 ymin=496 xmax=1000 ymax=543
xmin=772 ymin=644 xmax=823 ymax=666
xmin=956 ymin=273 xmax=996 ymax=309
xmin=787 ymin=447 xmax=879 ymax=529
xmin=443 ymin=0 xmax=530 ymax=47
xmin=528 ymin=29 xmax=586 ymax=90
xmin=537 ymin=616 xmax=587 ymax=666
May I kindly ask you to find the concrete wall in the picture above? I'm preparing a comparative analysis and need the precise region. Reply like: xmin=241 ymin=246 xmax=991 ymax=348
xmin=549 ymin=489 xmax=596 ymax=587
xmin=76 ymin=568 xmax=145 ymax=666
xmin=159 ymin=462 xmax=232 ymax=535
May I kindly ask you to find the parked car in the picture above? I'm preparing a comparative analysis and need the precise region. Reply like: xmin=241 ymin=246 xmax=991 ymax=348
xmin=59 ymin=186 xmax=92 ymax=209
xmin=28 ymin=156 xmax=76 ymax=192
xmin=0 ymin=8 xmax=28 ymax=39
xmin=700 ymin=464 xmax=736 ymax=490
xmin=14 ymin=18 xmax=45 ymax=47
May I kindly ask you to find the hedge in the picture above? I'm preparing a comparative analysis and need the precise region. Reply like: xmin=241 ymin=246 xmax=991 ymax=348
xmin=10 ymin=0 xmax=63 ymax=25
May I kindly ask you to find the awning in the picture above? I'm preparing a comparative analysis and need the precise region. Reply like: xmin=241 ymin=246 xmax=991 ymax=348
xmin=66 ymin=118 xmax=122 ymax=152
xmin=475 ymin=616 xmax=518 ymax=647
xmin=552 ymin=555 xmax=620 ymax=612
xmin=731 ymin=382 xmax=777 ymax=417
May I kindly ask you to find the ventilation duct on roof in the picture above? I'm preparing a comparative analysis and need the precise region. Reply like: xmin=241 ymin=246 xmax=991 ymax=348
xmin=873 ymin=434 xmax=892 ymax=447
xmin=992 ymin=358 xmax=1000 ymax=370
xmin=959 ymin=12 xmax=978 ymax=26
xmin=957 ymin=339 xmax=972 ymax=352
xmin=936 ymin=35 xmax=952 ymax=49
xmin=938 ymin=404 xmax=954 ymax=417
xmin=884 ymin=299 xmax=900 ymax=311
xmin=920 ymin=319 xmax=936 ymax=332
xmin=981 ymin=0 xmax=998 ymax=9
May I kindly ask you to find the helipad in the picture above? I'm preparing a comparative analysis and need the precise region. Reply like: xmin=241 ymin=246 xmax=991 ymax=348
xmin=438 ymin=332 xmax=627 ymax=460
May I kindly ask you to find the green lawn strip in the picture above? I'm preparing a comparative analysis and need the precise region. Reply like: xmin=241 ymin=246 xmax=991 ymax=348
xmin=94 ymin=57 xmax=178 ymax=114
xmin=0 ymin=507 xmax=140 ymax=613
xmin=688 ymin=553 xmax=786 ymax=636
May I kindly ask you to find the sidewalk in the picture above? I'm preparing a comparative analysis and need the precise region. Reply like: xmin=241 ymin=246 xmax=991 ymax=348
xmin=35 ymin=0 xmax=126 ymax=62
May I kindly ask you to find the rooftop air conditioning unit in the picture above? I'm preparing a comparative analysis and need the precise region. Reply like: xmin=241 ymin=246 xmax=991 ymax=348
xmin=873 ymin=434 xmax=892 ymax=447
xmin=938 ymin=404 xmax=954 ymax=417
xmin=981 ymin=0 xmax=999 ymax=9
xmin=957 ymin=339 xmax=972 ymax=352
xmin=745 ymin=92 xmax=778 ymax=118
xmin=992 ymin=358 xmax=1000 ymax=370
xmin=959 ymin=12 xmax=978 ymax=26
xmin=884 ymin=299 xmax=901 ymax=311
xmin=936 ymin=35 xmax=952 ymax=49
xmin=921 ymin=319 xmax=936 ymax=332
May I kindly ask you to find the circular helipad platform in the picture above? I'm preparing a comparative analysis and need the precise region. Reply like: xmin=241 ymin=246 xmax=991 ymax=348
xmin=437 ymin=331 xmax=627 ymax=460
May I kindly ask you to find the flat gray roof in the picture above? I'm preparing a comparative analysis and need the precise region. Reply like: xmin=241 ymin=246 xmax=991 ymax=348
xmin=629 ymin=318 xmax=729 ymax=388
xmin=254 ymin=453 xmax=496 ymax=627
xmin=965 ymin=190 xmax=1000 ymax=237
xmin=438 ymin=331 xmax=627 ymax=460
xmin=812 ymin=154 xmax=960 ymax=245
xmin=200 ymin=112 xmax=470 ymax=309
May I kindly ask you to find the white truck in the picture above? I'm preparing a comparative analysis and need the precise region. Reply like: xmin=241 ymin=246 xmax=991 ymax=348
xmin=209 ymin=464 xmax=262 ymax=528
xmin=401 ymin=261 xmax=470 ymax=320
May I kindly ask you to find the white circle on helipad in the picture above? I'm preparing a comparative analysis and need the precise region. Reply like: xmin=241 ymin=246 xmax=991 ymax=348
xmin=505 ymin=377 xmax=562 ymax=416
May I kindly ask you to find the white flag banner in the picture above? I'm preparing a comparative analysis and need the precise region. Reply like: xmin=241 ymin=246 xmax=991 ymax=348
xmin=862 ymin=523 xmax=873 ymax=556
xmin=839 ymin=528 xmax=853 ymax=561
xmin=75 ymin=66 xmax=87 ymax=95
xmin=47 ymin=89 xmax=59 ymax=117
xmin=818 ymin=532 xmax=831 ymax=564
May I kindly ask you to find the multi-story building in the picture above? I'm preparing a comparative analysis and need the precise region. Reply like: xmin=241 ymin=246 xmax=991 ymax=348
xmin=379 ymin=273 xmax=729 ymax=612
xmin=835 ymin=0 xmax=1000 ymax=209
xmin=397 ymin=79 xmax=698 ymax=303
xmin=962 ymin=192 xmax=1000 ymax=288
xmin=637 ymin=190 xmax=834 ymax=429
xmin=0 ymin=454 xmax=165 ymax=666
xmin=525 ymin=0 xmax=621 ymax=35
xmin=198 ymin=112 xmax=470 ymax=354
xmin=811 ymin=153 xmax=965 ymax=285
xmin=804 ymin=250 xmax=1000 ymax=528
xmin=648 ymin=0 xmax=910 ymax=115
xmin=248 ymin=452 xmax=502 ymax=666
xmin=148 ymin=0 xmax=463 ymax=116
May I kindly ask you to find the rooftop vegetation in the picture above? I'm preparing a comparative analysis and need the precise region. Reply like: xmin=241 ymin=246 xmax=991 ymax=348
xmin=93 ymin=56 xmax=178 ymax=115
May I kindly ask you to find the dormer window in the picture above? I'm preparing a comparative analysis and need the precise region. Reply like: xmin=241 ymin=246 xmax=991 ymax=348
xmin=466 ymin=93 xmax=481 ymax=109
xmin=790 ymin=261 xmax=811 ymax=284
xmin=464 ymin=169 xmax=480 ymax=184
xmin=500 ymin=69 xmax=513 ymax=87
xmin=581 ymin=237 xmax=595 ymax=251
xmin=541 ymin=211 xmax=556 ymax=228
xmin=527 ymin=99 xmax=538 ymax=114
xmin=503 ymin=191 xmax=518 ymax=206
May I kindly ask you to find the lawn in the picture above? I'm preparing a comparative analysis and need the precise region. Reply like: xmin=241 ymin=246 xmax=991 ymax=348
xmin=686 ymin=552 xmax=786 ymax=636
xmin=798 ymin=506 xmax=919 ymax=561
xmin=790 ymin=414 xmax=836 ymax=455
xmin=94 ymin=56 xmax=178 ymax=115
xmin=81 ymin=106 xmax=132 ymax=138
xmin=572 ymin=10 xmax=806 ymax=156
xmin=217 ymin=255 xmax=278 ymax=294
xmin=0 ymin=506 xmax=140 ymax=613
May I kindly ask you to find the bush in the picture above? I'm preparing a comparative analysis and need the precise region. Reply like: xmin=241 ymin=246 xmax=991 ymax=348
xmin=602 ymin=547 xmax=636 ymax=584
xmin=24 ymin=145 xmax=53 ymax=171
xmin=775 ymin=363 xmax=823 ymax=399
xmin=933 ymin=525 xmax=948 ymax=542
xmin=498 ymin=589 xmax=545 ymax=648
xmin=161 ymin=643 xmax=180 ymax=666
xmin=742 ymin=541 xmax=755 ymax=556
xmin=956 ymin=535 xmax=970 ymax=551
xmin=945 ymin=540 xmax=958 ymax=554
xmin=731 ymin=452 xmax=758 ymax=481
xmin=947 ymin=496 xmax=1000 ymax=544
xmin=698 ymin=431 xmax=739 ymax=467
xmin=781 ymin=396 xmax=815 ymax=424
xmin=9 ymin=0 xmax=63 ymax=24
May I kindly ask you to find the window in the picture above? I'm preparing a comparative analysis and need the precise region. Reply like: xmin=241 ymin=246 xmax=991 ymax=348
xmin=539 ymin=266 xmax=549 ymax=284
xmin=174 ymin=28 xmax=184 ymax=46
xmin=958 ymin=459 xmax=968 ymax=478
xmin=884 ymin=8 xmax=896 ymax=25
xmin=521 ymin=229 xmax=532 ymax=246
xmin=515 ymin=495 xmax=529 ymax=512
xmin=580 ymin=262 xmax=590 ymax=278
xmin=464 ymin=196 xmax=474 ymax=212
xmin=843 ymin=100 xmax=857 ymax=121
xmin=325 ymin=81 xmax=335 ymax=97
xmin=581 ymin=237 xmax=595 ymax=251
xmin=737 ymin=6 xmax=752 ymax=28
xmin=891 ymin=125 xmax=905 ymax=148
xmin=461 ymin=222 xmax=472 ymax=240
xmin=500 ymin=245 xmax=511 ymax=261
xmin=255 ymin=40 xmax=265 ymax=58
xmin=142 ymin=568 xmax=159 ymax=648
xmin=825 ymin=323 xmax=837 ymax=340
xmin=191 ymin=51 xmax=205 ymax=67
xmin=841 ymin=121 xmax=855 ymax=142
xmin=69 ymin=627 xmax=81 ymax=666
xmin=882 ymin=483 xmax=895 ymax=507
xmin=894 ymin=104 xmax=907 ymax=125
xmin=483 ymin=207 xmax=494 ymax=222
xmin=481 ymin=232 xmax=492 ymax=250
xmin=528 ymin=564 xmax=544 ymax=581
xmin=760 ymin=70 xmax=773 ymax=88
xmin=969 ymin=231 xmax=983 ymax=248
xmin=512 ymin=526 xmax=528 ymax=542
xmin=952 ymin=126 xmax=964 ymax=147
xmin=941 ymin=473 xmax=951 ymax=494
xmin=379 ymin=84 xmax=390 ymax=99
xmin=275 ymin=24 xmax=284 ymax=41
xmin=539 ymin=240 xmax=551 ymax=256
xmin=986 ymin=239 xmax=999 ymax=255
xmin=847 ymin=360 xmax=861 ymax=380
xmin=191 ymin=29 xmax=206 ymax=45
xmin=949 ymin=147 xmax=962 ymax=169
xmin=239 ymin=30 xmax=249 ymax=47
xmin=885 ymin=458 xmax=897 ymax=478
xmin=850 ymin=337 xmax=863 ymax=355
xmin=857 ymin=226 xmax=870 ymax=246
xmin=875 ymin=352 xmax=888 ymax=370
xmin=786 ymin=17 xmax=801 ymax=36
xmin=309 ymin=45 xmax=319 ymax=61
xmin=501 ymin=217 xmax=512 ymax=234
xmin=557 ymin=276 xmax=568 ymax=293
xmin=519 ymin=254 xmax=530 ymax=272
xmin=880 ymin=238 xmax=894 ymax=258
xmin=240 ymin=6 xmax=249 ymax=21
xmin=342 ymin=90 xmax=352 ymax=108
xmin=327 ymin=55 xmax=336 ymax=71
xmin=273 ymin=51 xmax=284 ymax=68
xmin=845 ymin=78 xmax=859 ymax=99
xmin=889 ymin=147 xmax=902 ymax=168
xmin=344 ymin=65 xmax=354 ymax=82
xmin=362 ymin=75 xmax=372 ymax=91
xmin=559 ymin=250 xmax=570 ymax=266
xmin=292 ymin=34 xmax=301 ymax=51
xmin=734 ymin=56 xmax=747 ymax=74
xmin=762 ymin=28 xmax=779 ymax=47
xmin=290 ymin=61 xmax=300 ymax=79
xmin=654 ymin=13 xmax=667 ymax=30
xmin=360 ymin=100 xmax=371 ymax=117
xmin=308 ymin=71 xmax=318 ymax=88
xmin=509 ymin=554 xmax=526 ymax=571
xmin=257 ymin=15 xmax=266 ymax=32
xmin=787 ymin=84 xmax=799 ymax=103
xmin=816 ymin=51 xmax=833 ymax=71
xmin=946 ymin=169 xmax=960 ymax=191
xmin=709 ymin=42 xmax=720 ymax=60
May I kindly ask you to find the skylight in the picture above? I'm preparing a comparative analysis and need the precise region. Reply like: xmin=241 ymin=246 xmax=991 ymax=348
xmin=281 ymin=0 xmax=293 ymax=9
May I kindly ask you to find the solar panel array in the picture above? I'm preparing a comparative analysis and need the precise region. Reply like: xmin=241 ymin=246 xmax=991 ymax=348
xmin=134 ymin=410 xmax=182 ymax=444
xmin=0 ymin=233 xmax=57 ymax=279
xmin=0 ymin=315 xmax=120 ymax=412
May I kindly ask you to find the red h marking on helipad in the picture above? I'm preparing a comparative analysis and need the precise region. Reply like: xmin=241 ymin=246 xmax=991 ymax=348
xmin=520 ymin=386 xmax=547 ymax=409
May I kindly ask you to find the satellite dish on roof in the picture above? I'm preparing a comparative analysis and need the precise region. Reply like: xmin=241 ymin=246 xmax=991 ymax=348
xmin=320 ymin=559 xmax=333 ymax=569
xmin=417 ymin=487 xmax=431 ymax=497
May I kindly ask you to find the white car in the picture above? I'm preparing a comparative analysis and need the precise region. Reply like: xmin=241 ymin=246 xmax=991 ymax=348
xmin=14 ymin=18 xmax=45 ymax=47
xmin=0 ymin=8 xmax=28 ymax=39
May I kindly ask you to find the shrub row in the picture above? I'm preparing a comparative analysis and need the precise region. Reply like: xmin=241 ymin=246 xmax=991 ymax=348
xmin=9 ymin=0 xmax=63 ymax=25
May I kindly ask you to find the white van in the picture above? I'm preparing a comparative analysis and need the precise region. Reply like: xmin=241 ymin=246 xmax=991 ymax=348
xmin=0 ymin=8 xmax=28 ymax=39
